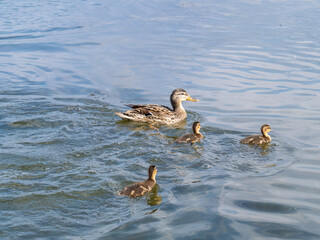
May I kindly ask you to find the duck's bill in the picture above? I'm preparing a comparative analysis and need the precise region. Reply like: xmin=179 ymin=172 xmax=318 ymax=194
xmin=187 ymin=96 xmax=199 ymax=102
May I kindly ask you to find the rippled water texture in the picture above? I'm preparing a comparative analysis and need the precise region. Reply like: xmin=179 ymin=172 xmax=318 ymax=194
xmin=1 ymin=0 xmax=320 ymax=239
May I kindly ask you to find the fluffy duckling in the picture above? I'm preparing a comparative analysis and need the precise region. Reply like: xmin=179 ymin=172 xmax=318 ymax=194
xmin=240 ymin=124 xmax=272 ymax=145
xmin=115 ymin=89 xmax=198 ymax=125
xmin=176 ymin=121 xmax=204 ymax=144
xmin=118 ymin=165 xmax=157 ymax=197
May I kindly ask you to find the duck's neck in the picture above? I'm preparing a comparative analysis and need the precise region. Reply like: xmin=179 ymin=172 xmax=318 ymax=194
xmin=263 ymin=132 xmax=271 ymax=141
xmin=148 ymin=173 xmax=156 ymax=182
xmin=171 ymin=99 xmax=186 ymax=115
xmin=148 ymin=177 xmax=156 ymax=182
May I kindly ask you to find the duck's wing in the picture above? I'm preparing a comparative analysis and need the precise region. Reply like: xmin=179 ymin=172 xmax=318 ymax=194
xmin=127 ymin=104 xmax=173 ymax=116
xmin=119 ymin=180 xmax=154 ymax=197
xmin=176 ymin=133 xmax=198 ymax=143
xmin=116 ymin=104 xmax=175 ymax=122
xmin=119 ymin=181 xmax=144 ymax=197
xmin=240 ymin=135 xmax=266 ymax=144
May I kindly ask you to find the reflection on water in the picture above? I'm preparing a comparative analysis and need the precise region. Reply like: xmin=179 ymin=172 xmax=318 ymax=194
xmin=116 ymin=119 xmax=188 ymax=132
xmin=241 ymin=142 xmax=274 ymax=156
xmin=146 ymin=184 xmax=162 ymax=207
xmin=259 ymin=143 xmax=273 ymax=155
xmin=234 ymin=200 xmax=296 ymax=214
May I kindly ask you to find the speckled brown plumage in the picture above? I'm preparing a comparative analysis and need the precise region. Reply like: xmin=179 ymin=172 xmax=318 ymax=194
xmin=115 ymin=89 xmax=198 ymax=125
xmin=176 ymin=121 xmax=204 ymax=144
xmin=118 ymin=165 xmax=157 ymax=197
xmin=240 ymin=124 xmax=272 ymax=145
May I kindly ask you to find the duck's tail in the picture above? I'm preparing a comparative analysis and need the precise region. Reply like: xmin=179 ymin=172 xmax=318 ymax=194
xmin=115 ymin=112 xmax=140 ymax=121
xmin=115 ymin=112 xmax=130 ymax=119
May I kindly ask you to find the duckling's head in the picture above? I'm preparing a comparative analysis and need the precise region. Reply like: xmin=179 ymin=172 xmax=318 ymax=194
xmin=148 ymin=165 xmax=157 ymax=181
xmin=192 ymin=121 xmax=201 ymax=134
xmin=170 ymin=89 xmax=198 ymax=105
xmin=261 ymin=124 xmax=272 ymax=136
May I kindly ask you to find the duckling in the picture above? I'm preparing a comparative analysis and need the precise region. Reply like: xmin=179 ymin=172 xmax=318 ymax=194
xmin=115 ymin=88 xmax=198 ymax=125
xmin=118 ymin=165 xmax=157 ymax=197
xmin=240 ymin=124 xmax=272 ymax=145
xmin=176 ymin=121 xmax=204 ymax=144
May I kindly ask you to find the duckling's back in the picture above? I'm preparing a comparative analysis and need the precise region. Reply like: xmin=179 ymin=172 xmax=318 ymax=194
xmin=176 ymin=133 xmax=203 ymax=144
xmin=119 ymin=180 xmax=155 ymax=197
xmin=240 ymin=135 xmax=270 ymax=145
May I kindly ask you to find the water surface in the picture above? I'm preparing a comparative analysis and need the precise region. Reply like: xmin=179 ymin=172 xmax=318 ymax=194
xmin=1 ymin=0 xmax=320 ymax=239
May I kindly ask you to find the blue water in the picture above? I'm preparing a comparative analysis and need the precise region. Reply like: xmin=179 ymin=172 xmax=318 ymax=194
xmin=1 ymin=0 xmax=320 ymax=239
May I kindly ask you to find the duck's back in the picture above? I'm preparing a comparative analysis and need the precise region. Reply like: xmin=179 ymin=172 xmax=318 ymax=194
xmin=240 ymin=135 xmax=270 ymax=145
xmin=116 ymin=104 xmax=183 ymax=124
xmin=176 ymin=133 xmax=202 ymax=144
xmin=119 ymin=179 xmax=155 ymax=197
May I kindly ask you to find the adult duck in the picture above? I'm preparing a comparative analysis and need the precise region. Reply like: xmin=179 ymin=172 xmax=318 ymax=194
xmin=115 ymin=88 xmax=198 ymax=125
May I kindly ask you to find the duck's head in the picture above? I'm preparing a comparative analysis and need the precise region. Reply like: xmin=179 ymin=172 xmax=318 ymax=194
xmin=192 ymin=121 xmax=201 ymax=134
xmin=170 ymin=88 xmax=198 ymax=104
xmin=261 ymin=124 xmax=272 ymax=136
xmin=148 ymin=165 xmax=157 ymax=181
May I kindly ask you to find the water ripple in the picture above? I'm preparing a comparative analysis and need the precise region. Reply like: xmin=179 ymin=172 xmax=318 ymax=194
xmin=234 ymin=200 xmax=296 ymax=214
